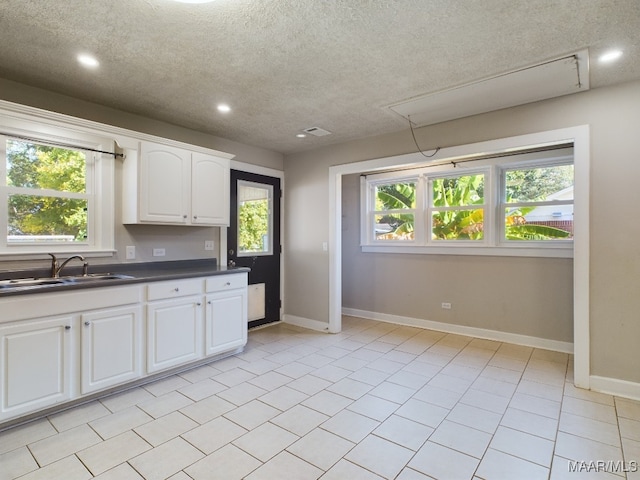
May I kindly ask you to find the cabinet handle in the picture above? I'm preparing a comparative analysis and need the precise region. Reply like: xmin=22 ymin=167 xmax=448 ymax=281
xmin=207 ymin=301 xmax=212 ymax=304
xmin=193 ymin=215 xmax=198 ymax=219
xmin=197 ymin=302 xmax=202 ymax=306
xmin=84 ymin=321 xmax=90 ymax=326
xmin=174 ymin=287 xmax=179 ymax=292
xmin=183 ymin=214 xmax=188 ymax=219
xmin=225 ymin=282 xmax=231 ymax=286
xmin=64 ymin=325 xmax=71 ymax=330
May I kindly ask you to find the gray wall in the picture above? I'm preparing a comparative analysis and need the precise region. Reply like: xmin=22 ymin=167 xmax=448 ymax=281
xmin=0 ymin=78 xmax=284 ymax=271
xmin=284 ymin=80 xmax=640 ymax=384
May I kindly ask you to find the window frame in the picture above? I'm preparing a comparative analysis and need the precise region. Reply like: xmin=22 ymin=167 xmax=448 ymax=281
xmin=426 ymin=167 xmax=491 ymax=245
xmin=360 ymin=149 xmax=573 ymax=258
xmin=0 ymin=119 xmax=115 ymax=258
xmin=236 ymin=179 xmax=274 ymax=257
xmin=364 ymin=173 xmax=422 ymax=245
xmin=498 ymin=158 xmax=574 ymax=248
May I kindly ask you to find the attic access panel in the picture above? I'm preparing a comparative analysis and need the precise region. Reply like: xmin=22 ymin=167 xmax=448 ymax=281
xmin=388 ymin=50 xmax=589 ymax=127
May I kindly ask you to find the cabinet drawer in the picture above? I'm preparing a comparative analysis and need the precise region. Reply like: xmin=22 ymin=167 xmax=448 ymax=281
xmin=206 ymin=274 xmax=247 ymax=293
xmin=147 ymin=278 xmax=203 ymax=301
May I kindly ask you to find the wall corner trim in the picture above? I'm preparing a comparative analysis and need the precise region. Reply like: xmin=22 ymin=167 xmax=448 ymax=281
xmin=342 ymin=308 xmax=574 ymax=354
xmin=282 ymin=314 xmax=331 ymax=333
xmin=590 ymin=375 xmax=640 ymax=402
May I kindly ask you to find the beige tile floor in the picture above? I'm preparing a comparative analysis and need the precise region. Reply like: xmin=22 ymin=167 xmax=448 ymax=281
xmin=1 ymin=316 xmax=639 ymax=479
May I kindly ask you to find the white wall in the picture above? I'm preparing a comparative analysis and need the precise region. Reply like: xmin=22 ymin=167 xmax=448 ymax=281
xmin=284 ymin=80 xmax=640 ymax=386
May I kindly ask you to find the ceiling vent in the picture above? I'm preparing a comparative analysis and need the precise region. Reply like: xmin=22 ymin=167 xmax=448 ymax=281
xmin=387 ymin=50 xmax=589 ymax=127
xmin=302 ymin=126 xmax=332 ymax=137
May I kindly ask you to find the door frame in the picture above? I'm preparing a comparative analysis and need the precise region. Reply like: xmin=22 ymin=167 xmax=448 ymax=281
xmin=224 ymin=160 xmax=285 ymax=322
xmin=329 ymin=126 xmax=590 ymax=388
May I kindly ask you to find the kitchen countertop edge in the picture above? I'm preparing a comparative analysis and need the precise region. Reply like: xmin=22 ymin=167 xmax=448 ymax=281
xmin=0 ymin=259 xmax=250 ymax=297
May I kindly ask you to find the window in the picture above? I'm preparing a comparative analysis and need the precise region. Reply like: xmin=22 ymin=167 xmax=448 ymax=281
xmin=361 ymin=148 xmax=573 ymax=256
xmin=4 ymin=139 xmax=91 ymax=245
xmin=501 ymin=163 xmax=574 ymax=242
xmin=369 ymin=178 xmax=418 ymax=242
xmin=237 ymin=180 xmax=273 ymax=255
xmin=430 ymin=172 xmax=485 ymax=241
xmin=0 ymin=127 xmax=115 ymax=256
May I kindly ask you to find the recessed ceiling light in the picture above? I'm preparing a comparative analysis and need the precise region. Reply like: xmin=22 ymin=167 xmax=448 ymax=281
xmin=217 ymin=104 xmax=231 ymax=113
xmin=77 ymin=54 xmax=99 ymax=68
xmin=296 ymin=133 xmax=307 ymax=138
xmin=599 ymin=49 xmax=623 ymax=63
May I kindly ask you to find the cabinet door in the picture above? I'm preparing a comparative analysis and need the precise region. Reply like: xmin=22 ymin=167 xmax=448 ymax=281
xmin=147 ymin=297 xmax=203 ymax=373
xmin=81 ymin=306 xmax=143 ymax=395
xmin=191 ymin=153 xmax=230 ymax=225
xmin=205 ymin=289 xmax=247 ymax=357
xmin=0 ymin=317 xmax=73 ymax=420
xmin=139 ymin=142 xmax=191 ymax=224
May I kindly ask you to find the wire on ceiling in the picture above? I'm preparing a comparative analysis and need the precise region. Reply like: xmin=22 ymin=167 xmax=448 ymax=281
xmin=408 ymin=115 xmax=440 ymax=159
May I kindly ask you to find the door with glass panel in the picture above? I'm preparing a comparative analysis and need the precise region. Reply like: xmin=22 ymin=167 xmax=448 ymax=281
xmin=228 ymin=170 xmax=281 ymax=328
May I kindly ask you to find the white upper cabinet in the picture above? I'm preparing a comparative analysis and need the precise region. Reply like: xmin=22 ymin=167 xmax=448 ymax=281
xmin=192 ymin=152 xmax=230 ymax=225
xmin=123 ymin=142 xmax=230 ymax=226
xmin=139 ymin=143 xmax=191 ymax=224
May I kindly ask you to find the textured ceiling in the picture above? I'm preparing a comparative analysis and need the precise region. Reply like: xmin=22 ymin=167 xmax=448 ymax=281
xmin=0 ymin=0 xmax=639 ymax=154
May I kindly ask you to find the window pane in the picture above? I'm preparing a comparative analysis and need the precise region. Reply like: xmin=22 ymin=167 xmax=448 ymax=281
xmin=505 ymin=165 xmax=573 ymax=203
xmin=375 ymin=182 xmax=416 ymax=210
xmin=8 ymin=194 xmax=87 ymax=243
xmin=432 ymin=209 xmax=484 ymax=240
xmin=432 ymin=174 xmax=484 ymax=207
xmin=238 ymin=183 xmax=271 ymax=254
xmin=375 ymin=213 xmax=414 ymax=240
xmin=505 ymin=206 xmax=573 ymax=240
xmin=6 ymin=139 xmax=86 ymax=193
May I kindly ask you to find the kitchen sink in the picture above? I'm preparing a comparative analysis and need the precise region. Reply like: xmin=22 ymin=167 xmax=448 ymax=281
xmin=0 ymin=273 xmax=134 ymax=290
xmin=0 ymin=278 xmax=67 ymax=288
xmin=63 ymin=273 xmax=135 ymax=283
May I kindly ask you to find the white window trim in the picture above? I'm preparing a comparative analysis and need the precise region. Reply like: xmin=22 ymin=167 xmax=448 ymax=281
xmin=360 ymin=149 xmax=574 ymax=258
xmin=363 ymin=173 xmax=421 ymax=246
xmin=0 ymin=113 xmax=115 ymax=258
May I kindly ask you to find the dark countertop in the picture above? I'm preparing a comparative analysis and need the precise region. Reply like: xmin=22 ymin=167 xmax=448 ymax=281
xmin=0 ymin=259 xmax=250 ymax=297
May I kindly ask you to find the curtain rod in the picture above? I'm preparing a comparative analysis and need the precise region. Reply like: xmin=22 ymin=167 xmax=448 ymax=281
xmin=361 ymin=142 xmax=573 ymax=177
xmin=1 ymin=131 xmax=125 ymax=158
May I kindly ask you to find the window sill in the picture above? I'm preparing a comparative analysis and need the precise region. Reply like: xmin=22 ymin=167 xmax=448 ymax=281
xmin=361 ymin=244 xmax=573 ymax=258
xmin=0 ymin=249 xmax=116 ymax=261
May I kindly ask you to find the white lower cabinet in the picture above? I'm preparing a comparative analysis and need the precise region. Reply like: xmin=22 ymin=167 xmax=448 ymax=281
xmin=0 ymin=272 xmax=247 ymax=424
xmin=80 ymin=305 xmax=143 ymax=395
xmin=147 ymin=295 xmax=204 ymax=373
xmin=205 ymin=276 xmax=247 ymax=357
xmin=0 ymin=316 xmax=73 ymax=419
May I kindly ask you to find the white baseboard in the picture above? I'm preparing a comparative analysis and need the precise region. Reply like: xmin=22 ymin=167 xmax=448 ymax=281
xmin=590 ymin=375 xmax=640 ymax=402
xmin=282 ymin=314 xmax=330 ymax=333
xmin=343 ymin=308 xmax=574 ymax=354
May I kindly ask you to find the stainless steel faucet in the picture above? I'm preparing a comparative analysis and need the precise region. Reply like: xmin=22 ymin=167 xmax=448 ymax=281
xmin=48 ymin=253 xmax=88 ymax=278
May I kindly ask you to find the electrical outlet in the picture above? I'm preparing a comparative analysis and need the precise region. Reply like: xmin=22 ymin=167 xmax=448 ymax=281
xmin=153 ymin=248 xmax=166 ymax=257
xmin=441 ymin=302 xmax=452 ymax=310
xmin=125 ymin=245 xmax=136 ymax=260
xmin=205 ymin=240 xmax=214 ymax=251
